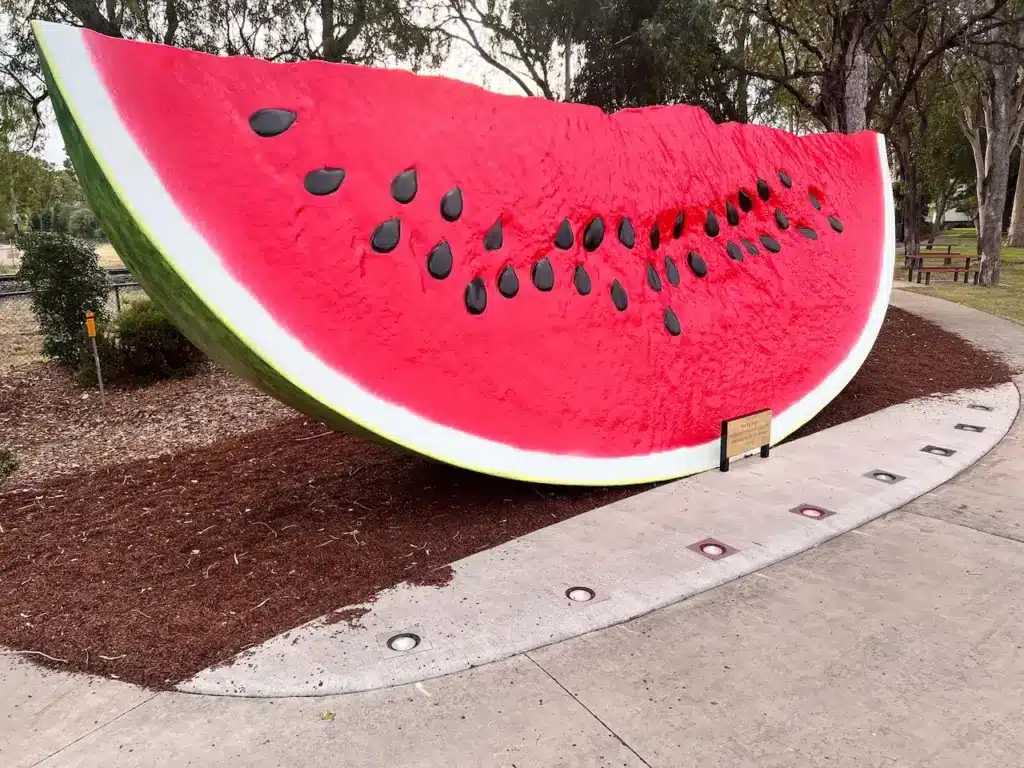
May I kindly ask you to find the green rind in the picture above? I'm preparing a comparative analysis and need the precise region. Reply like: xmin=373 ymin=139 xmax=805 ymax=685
xmin=39 ymin=46 xmax=386 ymax=445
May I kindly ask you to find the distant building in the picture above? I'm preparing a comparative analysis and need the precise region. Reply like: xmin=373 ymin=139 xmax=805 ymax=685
xmin=943 ymin=209 xmax=972 ymax=226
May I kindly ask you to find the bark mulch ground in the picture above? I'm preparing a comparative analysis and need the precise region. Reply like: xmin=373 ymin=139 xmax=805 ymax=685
xmin=0 ymin=306 xmax=1015 ymax=689
xmin=0 ymin=361 xmax=291 ymax=487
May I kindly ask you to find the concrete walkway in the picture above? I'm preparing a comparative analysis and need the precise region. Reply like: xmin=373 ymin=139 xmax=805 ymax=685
xmin=3 ymin=290 xmax=1023 ymax=767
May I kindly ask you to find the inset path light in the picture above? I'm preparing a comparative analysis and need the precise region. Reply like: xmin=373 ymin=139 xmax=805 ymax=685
xmin=864 ymin=470 xmax=906 ymax=485
xmin=688 ymin=538 xmax=738 ymax=561
xmin=921 ymin=445 xmax=957 ymax=457
xmin=386 ymin=633 xmax=421 ymax=652
xmin=565 ymin=586 xmax=596 ymax=603
xmin=968 ymin=404 xmax=994 ymax=412
xmin=955 ymin=423 xmax=986 ymax=433
xmin=789 ymin=504 xmax=836 ymax=520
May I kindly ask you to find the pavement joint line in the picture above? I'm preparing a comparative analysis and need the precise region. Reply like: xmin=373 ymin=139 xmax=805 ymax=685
xmin=26 ymin=691 xmax=162 ymax=768
xmin=524 ymin=653 xmax=654 ymax=768
xmin=905 ymin=509 xmax=1024 ymax=546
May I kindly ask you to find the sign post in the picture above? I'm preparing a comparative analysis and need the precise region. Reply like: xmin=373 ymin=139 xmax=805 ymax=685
xmin=85 ymin=311 xmax=105 ymax=405
xmin=720 ymin=408 xmax=772 ymax=472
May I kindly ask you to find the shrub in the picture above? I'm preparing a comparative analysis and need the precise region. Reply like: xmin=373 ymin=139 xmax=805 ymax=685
xmin=77 ymin=299 xmax=204 ymax=388
xmin=17 ymin=231 xmax=108 ymax=365
xmin=0 ymin=448 xmax=18 ymax=484
xmin=115 ymin=299 xmax=204 ymax=385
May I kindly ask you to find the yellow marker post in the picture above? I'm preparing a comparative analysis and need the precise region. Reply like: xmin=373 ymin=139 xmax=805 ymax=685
xmin=85 ymin=311 xmax=105 ymax=405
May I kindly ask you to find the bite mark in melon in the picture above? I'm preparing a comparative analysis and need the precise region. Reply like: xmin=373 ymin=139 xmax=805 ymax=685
xmin=33 ymin=21 xmax=895 ymax=486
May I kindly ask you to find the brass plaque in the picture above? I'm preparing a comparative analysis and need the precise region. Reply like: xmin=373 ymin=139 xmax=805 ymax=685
xmin=722 ymin=409 xmax=772 ymax=459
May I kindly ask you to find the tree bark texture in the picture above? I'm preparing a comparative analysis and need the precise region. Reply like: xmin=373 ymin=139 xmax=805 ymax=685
xmin=929 ymin=188 xmax=949 ymax=247
xmin=896 ymin=129 xmax=921 ymax=257
xmin=1006 ymin=151 xmax=1024 ymax=246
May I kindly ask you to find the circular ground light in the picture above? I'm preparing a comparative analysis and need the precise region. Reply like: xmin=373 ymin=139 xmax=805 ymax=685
xmin=873 ymin=472 xmax=896 ymax=483
xmin=701 ymin=544 xmax=725 ymax=557
xmin=386 ymin=633 xmax=421 ymax=652
xmin=566 ymin=587 xmax=596 ymax=602
xmin=799 ymin=506 xmax=825 ymax=519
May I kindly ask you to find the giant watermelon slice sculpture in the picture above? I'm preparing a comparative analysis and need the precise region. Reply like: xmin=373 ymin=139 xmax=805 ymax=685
xmin=33 ymin=21 xmax=894 ymax=486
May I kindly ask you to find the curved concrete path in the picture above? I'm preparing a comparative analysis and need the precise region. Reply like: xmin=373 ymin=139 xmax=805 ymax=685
xmin=4 ymin=290 xmax=1024 ymax=767
xmin=181 ymin=382 xmax=1015 ymax=697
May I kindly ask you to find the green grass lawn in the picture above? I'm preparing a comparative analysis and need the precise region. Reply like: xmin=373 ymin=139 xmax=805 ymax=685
xmin=898 ymin=228 xmax=1024 ymax=325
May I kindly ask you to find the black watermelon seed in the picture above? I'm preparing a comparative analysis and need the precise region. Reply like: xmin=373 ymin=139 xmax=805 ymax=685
xmin=810 ymin=194 xmax=822 ymax=211
xmin=554 ymin=218 xmax=574 ymax=250
xmin=391 ymin=169 xmax=417 ymax=204
xmin=465 ymin=277 xmax=487 ymax=315
xmin=249 ymin=108 xmax=296 ymax=137
xmin=371 ymin=218 xmax=401 ymax=253
xmin=757 ymin=179 xmax=771 ymax=201
xmin=441 ymin=187 xmax=463 ymax=222
xmin=583 ymin=217 xmax=605 ymax=251
xmin=303 ymin=168 xmax=345 ymax=196
xmin=726 ymin=241 xmax=744 ymax=262
xmin=611 ymin=280 xmax=628 ymax=311
xmin=650 ymin=224 xmax=661 ymax=251
xmin=574 ymin=264 xmax=592 ymax=295
xmin=779 ymin=171 xmax=793 ymax=188
xmin=687 ymin=251 xmax=707 ymax=278
xmin=673 ymin=211 xmax=685 ymax=238
xmin=497 ymin=265 xmax=519 ymax=298
xmin=647 ymin=262 xmax=662 ymax=292
xmin=618 ymin=218 xmax=636 ymax=248
xmin=665 ymin=256 xmax=681 ymax=286
xmin=484 ymin=218 xmax=504 ymax=250
xmin=741 ymin=238 xmax=759 ymax=255
xmin=760 ymin=235 xmax=782 ymax=253
xmin=705 ymin=210 xmax=720 ymax=237
xmin=775 ymin=209 xmax=790 ymax=230
xmin=427 ymin=241 xmax=453 ymax=279
xmin=532 ymin=258 xmax=555 ymax=291
xmin=798 ymin=227 xmax=818 ymax=240
xmin=829 ymin=216 xmax=844 ymax=233
xmin=738 ymin=189 xmax=753 ymax=212
xmin=726 ymin=201 xmax=739 ymax=227
xmin=664 ymin=307 xmax=681 ymax=337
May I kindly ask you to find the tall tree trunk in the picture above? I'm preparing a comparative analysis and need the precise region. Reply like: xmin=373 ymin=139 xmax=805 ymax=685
xmin=929 ymin=188 xmax=949 ymax=247
xmin=321 ymin=0 xmax=336 ymax=61
xmin=1006 ymin=150 xmax=1024 ymax=246
xmin=843 ymin=42 xmax=870 ymax=133
xmin=977 ymin=61 xmax=1019 ymax=286
xmin=563 ymin=15 xmax=572 ymax=101
xmin=897 ymin=129 xmax=921 ymax=257
xmin=735 ymin=14 xmax=750 ymax=123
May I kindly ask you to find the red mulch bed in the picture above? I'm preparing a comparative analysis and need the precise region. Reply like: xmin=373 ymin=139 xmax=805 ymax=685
xmin=0 ymin=306 xmax=1015 ymax=688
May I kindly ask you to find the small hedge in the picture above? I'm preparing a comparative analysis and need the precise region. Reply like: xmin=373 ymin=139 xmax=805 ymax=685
xmin=77 ymin=299 xmax=205 ymax=388
xmin=17 ymin=231 xmax=108 ymax=365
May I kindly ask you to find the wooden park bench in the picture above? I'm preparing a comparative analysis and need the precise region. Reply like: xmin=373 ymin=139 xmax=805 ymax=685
xmin=905 ymin=253 xmax=979 ymax=285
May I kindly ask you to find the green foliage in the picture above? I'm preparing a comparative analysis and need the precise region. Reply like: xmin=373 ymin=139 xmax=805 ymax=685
xmin=0 ymin=147 xmax=88 ymax=240
xmin=16 ymin=231 xmax=108 ymax=365
xmin=0 ymin=448 xmax=18 ymax=484
xmin=572 ymin=0 xmax=733 ymax=117
xmin=77 ymin=299 xmax=204 ymax=388
xmin=114 ymin=299 xmax=205 ymax=384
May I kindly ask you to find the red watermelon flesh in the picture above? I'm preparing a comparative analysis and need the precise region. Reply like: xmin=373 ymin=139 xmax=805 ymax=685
xmin=33 ymin=22 xmax=894 ymax=485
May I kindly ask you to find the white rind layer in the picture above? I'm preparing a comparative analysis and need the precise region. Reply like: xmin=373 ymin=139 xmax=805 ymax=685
xmin=34 ymin=21 xmax=896 ymax=486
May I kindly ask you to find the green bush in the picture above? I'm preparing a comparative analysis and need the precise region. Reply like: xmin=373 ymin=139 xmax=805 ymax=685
xmin=77 ymin=299 xmax=204 ymax=388
xmin=17 ymin=231 xmax=108 ymax=365
xmin=0 ymin=448 xmax=18 ymax=485
xmin=115 ymin=299 xmax=204 ymax=384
